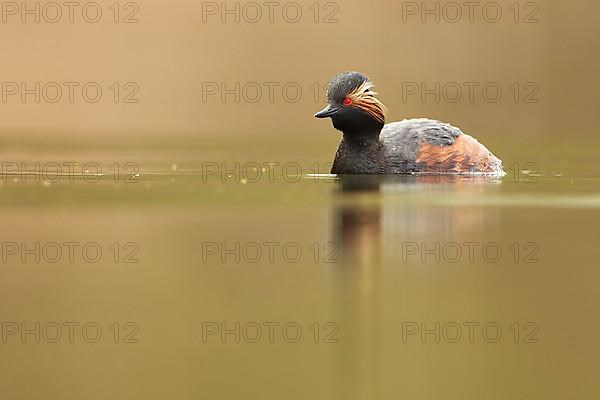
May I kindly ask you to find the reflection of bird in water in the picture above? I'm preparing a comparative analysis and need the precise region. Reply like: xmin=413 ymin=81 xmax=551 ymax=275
xmin=334 ymin=174 xmax=502 ymax=244
xmin=335 ymin=177 xmax=382 ymax=267
xmin=329 ymin=175 xmax=501 ymax=399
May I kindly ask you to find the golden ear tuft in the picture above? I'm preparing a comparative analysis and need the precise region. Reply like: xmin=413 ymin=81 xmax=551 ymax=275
xmin=347 ymin=80 xmax=388 ymax=123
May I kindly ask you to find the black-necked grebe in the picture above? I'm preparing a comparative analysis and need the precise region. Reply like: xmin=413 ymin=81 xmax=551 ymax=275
xmin=314 ymin=71 xmax=503 ymax=175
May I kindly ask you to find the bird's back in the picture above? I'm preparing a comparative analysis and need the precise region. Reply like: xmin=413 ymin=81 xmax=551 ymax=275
xmin=380 ymin=118 xmax=503 ymax=174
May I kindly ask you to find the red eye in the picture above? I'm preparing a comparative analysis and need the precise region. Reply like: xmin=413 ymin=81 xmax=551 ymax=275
xmin=343 ymin=97 xmax=352 ymax=106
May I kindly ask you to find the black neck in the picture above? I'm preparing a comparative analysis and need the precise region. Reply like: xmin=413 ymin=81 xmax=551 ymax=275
xmin=342 ymin=127 xmax=382 ymax=148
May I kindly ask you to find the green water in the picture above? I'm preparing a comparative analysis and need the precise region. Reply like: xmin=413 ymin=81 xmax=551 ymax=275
xmin=0 ymin=139 xmax=599 ymax=399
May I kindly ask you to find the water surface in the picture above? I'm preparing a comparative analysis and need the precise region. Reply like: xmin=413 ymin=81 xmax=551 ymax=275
xmin=0 ymin=139 xmax=599 ymax=399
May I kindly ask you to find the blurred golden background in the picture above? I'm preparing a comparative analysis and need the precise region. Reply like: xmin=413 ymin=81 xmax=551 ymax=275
xmin=0 ymin=0 xmax=597 ymax=149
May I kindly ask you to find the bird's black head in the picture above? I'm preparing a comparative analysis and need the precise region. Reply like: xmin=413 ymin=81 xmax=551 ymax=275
xmin=314 ymin=72 xmax=388 ymax=134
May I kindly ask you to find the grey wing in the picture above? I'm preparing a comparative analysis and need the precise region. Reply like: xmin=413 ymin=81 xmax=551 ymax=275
xmin=379 ymin=118 xmax=463 ymax=172
xmin=381 ymin=118 xmax=462 ymax=146
xmin=408 ymin=118 xmax=462 ymax=146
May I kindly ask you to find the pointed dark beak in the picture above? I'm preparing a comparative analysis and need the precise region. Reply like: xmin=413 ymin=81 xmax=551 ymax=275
xmin=314 ymin=105 xmax=340 ymax=118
